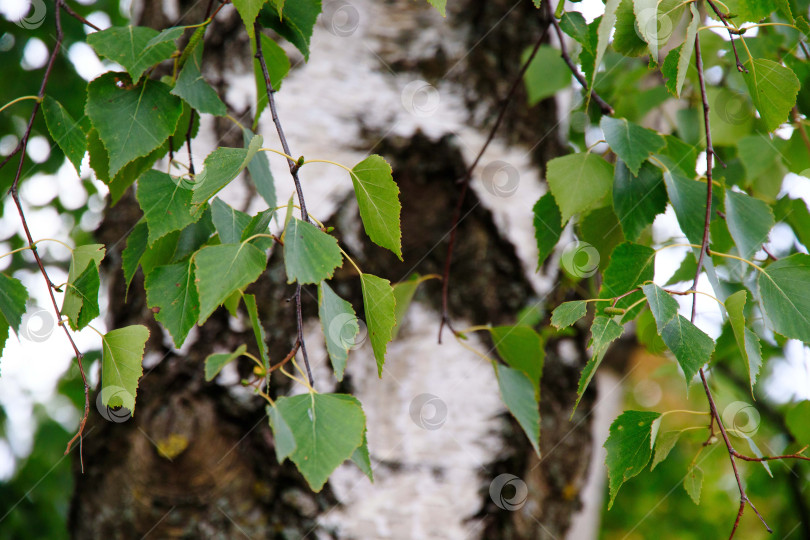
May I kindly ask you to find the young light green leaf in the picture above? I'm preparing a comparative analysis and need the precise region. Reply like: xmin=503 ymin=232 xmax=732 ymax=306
xmin=350 ymin=155 xmax=402 ymax=259
xmin=136 ymin=170 xmax=203 ymax=246
xmin=204 ymin=344 xmax=247 ymax=381
xmin=87 ymin=26 xmax=175 ymax=82
xmin=651 ymin=431 xmax=681 ymax=470
xmin=86 ymin=73 xmax=182 ymax=177
xmin=490 ymin=326 xmax=545 ymax=399
xmin=426 ymin=0 xmax=446 ymax=16
xmin=267 ymin=404 xmax=296 ymax=463
xmin=243 ymin=128 xmax=276 ymax=209
xmin=191 ymin=135 xmax=263 ymax=204
xmin=145 ymin=259 xmax=199 ymax=348
xmin=660 ymin=315 xmax=715 ymax=391
xmin=319 ymin=281 xmax=359 ymax=381
xmin=786 ymin=401 xmax=810 ymax=444
xmin=743 ymin=59 xmax=800 ymax=132
xmin=684 ymin=466 xmax=703 ymax=504
xmin=171 ymin=44 xmax=227 ymax=116
xmin=560 ymin=11 xmax=593 ymax=53
xmin=725 ymin=290 xmax=762 ymax=393
xmin=757 ymin=253 xmax=810 ymax=343
xmin=523 ymin=45 xmax=571 ymax=106
xmin=392 ymin=274 xmax=421 ymax=339
xmin=550 ymin=301 xmax=587 ymax=330
xmin=100 ymin=325 xmax=149 ymax=413
xmin=62 ymin=245 xmax=105 ymax=331
xmin=0 ymin=274 xmax=28 ymax=335
xmin=194 ymin=243 xmax=268 ymax=324
xmin=725 ymin=190 xmax=774 ymax=260
xmin=574 ymin=316 xmax=624 ymax=413
xmin=243 ymin=294 xmax=270 ymax=370
xmin=283 ymin=218 xmax=343 ymax=284
xmin=211 ymin=198 xmax=252 ymax=244
xmin=233 ymin=0 xmax=266 ymax=32
xmin=600 ymin=117 xmax=665 ymax=176
xmin=361 ymin=274 xmax=396 ymax=377
xmin=274 ymin=393 xmax=366 ymax=491
xmin=41 ymin=96 xmax=86 ymax=174
xmin=533 ymin=192 xmax=563 ymax=269
xmin=605 ymin=410 xmax=661 ymax=508
xmin=641 ymin=283 xmax=679 ymax=333
xmin=593 ymin=0 xmax=622 ymax=86
xmin=546 ymin=153 xmax=614 ymax=224
xmin=613 ymin=160 xmax=667 ymax=242
xmin=495 ymin=363 xmax=540 ymax=456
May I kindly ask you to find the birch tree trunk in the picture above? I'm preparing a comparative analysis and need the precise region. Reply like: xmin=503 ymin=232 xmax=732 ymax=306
xmin=69 ymin=1 xmax=606 ymax=538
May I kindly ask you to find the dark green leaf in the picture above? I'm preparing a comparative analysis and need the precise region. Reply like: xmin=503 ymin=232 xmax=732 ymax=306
xmin=612 ymin=0 xmax=648 ymax=57
xmin=137 ymin=170 xmax=203 ymax=246
xmin=243 ymin=128 xmax=276 ymax=209
xmin=533 ymin=192 xmax=563 ymax=269
xmin=0 ymin=274 xmax=28 ymax=335
xmin=100 ymin=325 xmax=149 ymax=413
xmin=243 ymin=294 xmax=270 ymax=370
xmin=490 ymin=326 xmax=545 ymax=399
xmin=87 ymin=26 xmax=175 ymax=82
xmin=61 ymin=245 xmax=105 ymax=331
xmin=122 ymin=221 xmax=148 ymax=294
xmin=361 ymin=274 xmax=396 ymax=377
xmin=660 ymin=315 xmax=715 ymax=390
xmin=171 ymin=44 xmax=227 ymax=116
xmin=574 ymin=316 xmax=624 ymax=412
xmin=351 ymin=431 xmax=373 ymax=482
xmin=598 ymin=242 xmax=656 ymax=319
xmin=283 ymin=218 xmax=343 ymax=284
xmin=211 ymin=198 xmax=252 ymax=244
xmin=642 ymin=283 xmax=679 ymax=333
xmin=259 ymin=0 xmax=321 ymax=61
xmin=145 ymin=259 xmax=199 ymax=348
xmin=613 ymin=160 xmax=667 ymax=242
xmin=194 ymin=243 xmax=268 ymax=324
xmin=550 ymin=301 xmax=587 ymax=329
xmin=495 ymin=363 xmax=540 ymax=456
xmin=757 ymin=253 xmax=810 ymax=343
xmin=601 ymin=116 xmax=665 ymax=176
xmin=192 ymin=135 xmax=263 ymax=203
xmin=318 ymin=281 xmax=359 ymax=381
xmin=725 ymin=190 xmax=774 ymax=260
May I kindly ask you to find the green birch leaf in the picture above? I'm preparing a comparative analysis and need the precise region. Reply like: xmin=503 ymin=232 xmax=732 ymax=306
xmin=593 ymin=0 xmax=622 ymax=86
xmin=495 ymin=363 xmax=540 ymax=456
xmin=241 ymin=209 xmax=276 ymax=250
xmin=725 ymin=190 xmax=774 ymax=260
xmin=490 ymin=326 xmax=545 ymax=399
xmin=211 ymin=198 xmax=252 ymax=244
xmin=600 ymin=117 xmax=665 ymax=176
xmin=660 ymin=315 xmax=715 ymax=390
xmin=62 ymin=245 xmax=105 ymax=331
xmin=267 ymin=403 xmax=296 ymax=463
xmin=41 ymin=96 xmax=86 ymax=174
xmin=258 ymin=0 xmax=321 ymax=61
xmin=283 ymin=218 xmax=343 ymax=284
xmin=661 ymin=4 xmax=698 ymax=97
xmin=533 ymin=192 xmax=563 ymax=269
xmin=605 ymin=410 xmax=661 ymax=508
xmin=651 ymin=431 xmax=681 ymax=470
xmin=560 ymin=11 xmax=593 ymax=53
xmin=122 ymin=221 xmax=148 ymax=294
xmin=86 ymin=73 xmax=182 ymax=177
xmin=546 ymin=153 xmax=614 ymax=224
xmin=145 ymin=26 xmax=186 ymax=49
xmin=641 ymin=283 xmax=679 ymax=333
xmin=684 ymin=466 xmax=704 ymax=504
xmin=725 ymin=290 xmax=762 ymax=393
xmin=194 ymin=243 xmax=267 ymax=324
xmin=613 ymin=0 xmax=648 ymax=57
xmin=204 ymin=344 xmax=247 ymax=381
xmin=243 ymin=293 xmax=270 ymax=370
xmin=598 ymin=242 xmax=656 ymax=319
xmin=274 ymin=393 xmax=366 ymax=492
xmin=523 ymin=45 xmax=571 ymax=106
xmin=233 ymin=0 xmax=267 ymax=32
xmin=661 ymin=160 xmax=716 ymax=245
xmin=318 ymin=281 xmax=359 ymax=381
xmin=192 ymin=135 xmax=263 ymax=204
xmin=68 ymin=262 xmax=100 ymax=330
xmin=351 ymin=430 xmax=373 ymax=482
xmin=171 ymin=44 xmax=227 ymax=116
xmin=743 ymin=59 xmax=800 ymax=132
xmin=145 ymin=259 xmax=199 ymax=348
xmin=100 ymin=325 xmax=149 ymax=413
xmin=136 ymin=170 xmax=202 ymax=246
xmin=613 ymin=160 xmax=667 ymax=242
xmin=574 ymin=316 xmax=624 ymax=412
xmin=392 ymin=275 xmax=421 ymax=339
xmin=361 ymin=274 xmax=396 ymax=376
xmin=757 ymin=253 xmax=810 ymax=343
xmin=350 ymin=155 xmax=402 ymax=259
xmin=87 ymin=26 xmax=175 ymax=82
xmin=174 ymin=207 xmax=215 ymax=261
xmin=0 ymin=274 xmax=29 ymax=335
xmin=550 ymin=301 xmax=587 ymax=330
xmin=666 ymin=252 xmax=698 ymax=287
xmin=243 ymin=128 xmax=276 ymax=209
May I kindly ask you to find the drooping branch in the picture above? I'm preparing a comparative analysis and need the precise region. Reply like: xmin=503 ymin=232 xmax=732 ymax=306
xmin=254 ymin=21 xmax=314 ymax=386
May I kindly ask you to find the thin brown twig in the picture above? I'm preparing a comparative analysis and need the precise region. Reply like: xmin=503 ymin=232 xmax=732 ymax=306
xmin=732 ymin=448 xmax=810 ymax=462
xmin=0 ymin=0 xmax=91 ymax=470
xmin=61 ymin=1 xmax=101 ymax=31
xmin=692 ymin=32 xmax=771 ymax=538
xmin=706 ymin=0 xmax=747 ymax=72
xmin=254 ymin=21 xmax=313 ymax=386
xmin=546 ymin=2 xmax=614 ymax=115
